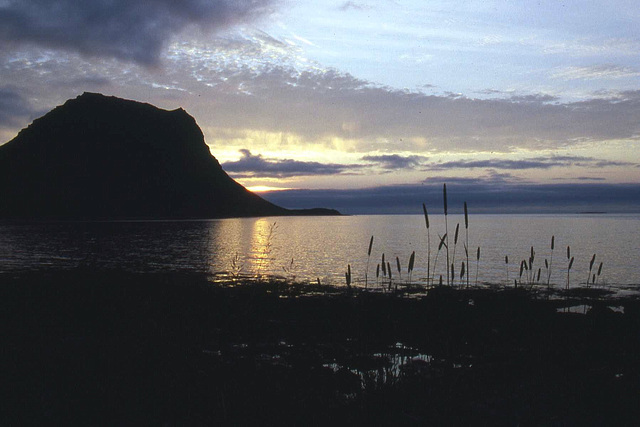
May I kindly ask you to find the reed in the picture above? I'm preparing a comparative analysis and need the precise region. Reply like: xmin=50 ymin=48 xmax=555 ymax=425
xmin=566 ymin=246 xmax=574 ymax=290
xmin=382 ymin=253 xmax=386 ymax=277
xmin=505 ymin=255 xmax=509 ymax=286
xmin=423 ymin=203 xmax=431 ymax=284
xmin=387 ymin=261 xmax=393 ymax=291
xmin=464 ymin=202 xmax=470 ymax=289
xmin=586 ymin=254 xmax=596 ymax=288
xmin=396 ymin=256 xmax=402 ymax=282
xmin=345 ymin=264 xmax=352 ymax=288
xmin=432 ymin=233 xmax=447 ymax=285
xmin=408 ymin=251 xmax=416 ymax=285
xmin=451 ymin=223 xmax=460 ymax=286
xmin=365 ymin=236 xmax=374 ymax=289
xmin=546 ymin=236 xmax=555 ymax=288
xmin=460 ymin=261 xmax=466 ymax=288
xmin=475 ymin=246 xmax=480 ymax=287
xmin=594 ymin=262 xmax=603 ymax=286
xmin=528 ymin=246 xmax=535 ymax=287
xmin=443 ymin=184 xmax=450 ymax=286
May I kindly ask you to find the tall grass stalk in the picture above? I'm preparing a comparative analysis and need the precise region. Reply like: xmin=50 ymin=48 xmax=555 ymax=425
xmin=505 ymin=255 xmax=509 ymax=286
xmin=443 ymin=184 xmax=450 ymax=286
xmin=408 ymin=251 xmax=416 ymax=285
xmin=464 ymin=202 xmax=470 ymax=289
xmin=432 ymin=233 xmax=447 ymax=285
xmin=423 ymin=203 xmax=431 ymax=285
xmin=460 ymin=262 xmax=466 ymax=288
xmin=566 ymin=246 xmax=574 ymax=290
xmin=451 ymin=223 xmax=460 ymax=287
xmin=547 ymin=236 xmax=555 ymax=288
xmin=586 ymin=254 xmax=596 ymax=287
xmin=365 ymin=235 xmax=374 ymax=289
xmin=475 ymin=246 xmax=480 ymax=287
xmin=595 ymin=262 xmax=603 ymax=286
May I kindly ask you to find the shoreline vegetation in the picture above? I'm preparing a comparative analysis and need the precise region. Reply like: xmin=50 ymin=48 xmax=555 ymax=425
xmin=2 ymin=270 xmax=639 ymax=425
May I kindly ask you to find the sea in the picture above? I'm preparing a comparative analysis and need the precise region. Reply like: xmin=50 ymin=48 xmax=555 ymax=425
xmin=1 ymin=214 xmax=639 ymax=291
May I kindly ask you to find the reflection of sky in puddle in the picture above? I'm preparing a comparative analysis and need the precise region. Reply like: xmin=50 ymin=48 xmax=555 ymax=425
xmin=322 ymin=342 xmax=440 ymax=389
xmin=556 ymin=305 xmax=625 ymax=314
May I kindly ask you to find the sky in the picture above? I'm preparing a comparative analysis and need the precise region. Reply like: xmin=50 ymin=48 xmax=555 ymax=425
xmin=1 ymin=0 xmax=639 ymax=213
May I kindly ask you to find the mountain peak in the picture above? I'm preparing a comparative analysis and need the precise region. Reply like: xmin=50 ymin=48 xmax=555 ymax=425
xmin=0 ymin=93 xmax=338 ymax=219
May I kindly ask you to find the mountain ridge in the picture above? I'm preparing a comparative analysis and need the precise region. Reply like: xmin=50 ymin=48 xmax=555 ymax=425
xmin=0 ymin=92 xmax=339 ymax=219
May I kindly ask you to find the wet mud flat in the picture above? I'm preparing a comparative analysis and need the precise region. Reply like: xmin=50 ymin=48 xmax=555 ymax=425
xmin=1 ymin=271 xmax=639 ymax=425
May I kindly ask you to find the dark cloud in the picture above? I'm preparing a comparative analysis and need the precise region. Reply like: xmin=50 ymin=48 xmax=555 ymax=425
xmin=221 ymin=149 xmax=359 ymax=178
xmin=0 ymin=87 xmax=33 ymax=126
xmin=361 ymin=154 xmax=429 ymax=169
xmin=0 ymin=0 xmax=277 ymax=66
xmin=261 ymin=183 xmax=640 ymax=215
xmin=426 ymin=156 xmax=635 ymax=171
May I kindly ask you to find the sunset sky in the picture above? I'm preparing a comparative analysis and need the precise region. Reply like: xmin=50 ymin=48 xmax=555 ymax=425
xmin=1 ymin=0 xmax=639 ymax=213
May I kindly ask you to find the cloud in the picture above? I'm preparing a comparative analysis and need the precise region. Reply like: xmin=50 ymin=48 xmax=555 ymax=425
xmin=0 ymin=87 xmax=33 ymax=126
xmin=361 ymin=154 xmax=429 ymax=169
xmin=221 ymin=149 xmax=359 ymax=178
xmin=0 ymin=0 xmax=277 ymax=66
xmin=509 ymin=94 xmax=559 ymax=104
xmin=184 ymin=51 xmax=640 ymax=152
xmin=426 ymin=156 xmax=636 ymax=171
xmin=2 ymin=30 xmax=640 ymax=156
xmin=261 ymin=183 xmax=640 ymax=214
xmin=551 ymin=65 xmax=640 ymax=81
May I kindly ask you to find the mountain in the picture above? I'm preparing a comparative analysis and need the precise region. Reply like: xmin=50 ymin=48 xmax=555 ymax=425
xmin=0 ymin=93 xmax=339 ymax=219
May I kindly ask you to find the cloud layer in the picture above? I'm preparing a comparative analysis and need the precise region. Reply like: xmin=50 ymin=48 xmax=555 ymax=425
xmin=262 ymin=183 xmax=640 ymax=214
xmin=222 ymin=149 xmax=356 ymax=178
xmin=0 ymin=0 xmax=277 ymax=65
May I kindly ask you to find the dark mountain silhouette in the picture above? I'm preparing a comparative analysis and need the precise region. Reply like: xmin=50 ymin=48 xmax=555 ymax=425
xmin=0 ymin=93 xmax=339 ymax=219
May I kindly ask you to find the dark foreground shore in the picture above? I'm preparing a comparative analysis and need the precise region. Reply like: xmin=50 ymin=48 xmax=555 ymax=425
xmin=1 ymin=271 xmax=639 ymax=425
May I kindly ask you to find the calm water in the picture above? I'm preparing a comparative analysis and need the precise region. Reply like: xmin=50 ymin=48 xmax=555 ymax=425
xmin=1 ymin=214 xmax=639 ymax=289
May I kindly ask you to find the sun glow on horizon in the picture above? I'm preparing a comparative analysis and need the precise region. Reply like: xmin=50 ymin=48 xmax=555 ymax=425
xmin=246 ymin=185 xmax=294 ymax=193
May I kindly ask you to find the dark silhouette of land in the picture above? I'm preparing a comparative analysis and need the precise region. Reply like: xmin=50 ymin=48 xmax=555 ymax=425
xmin=0 ymin=92 xmax=339 ymax=219
xmin=1 ymin=273 xmax=639 ymax=425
